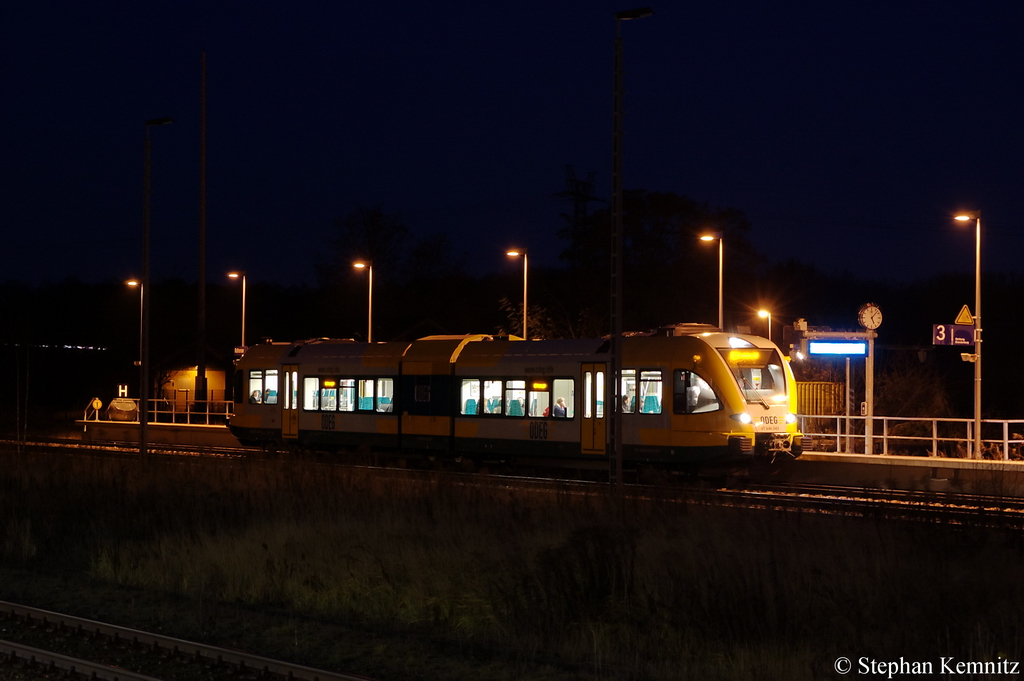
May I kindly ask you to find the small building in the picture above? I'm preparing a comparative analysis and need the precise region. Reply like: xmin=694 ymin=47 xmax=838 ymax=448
xmin=158 ymin=366 xmax=227 ymax=411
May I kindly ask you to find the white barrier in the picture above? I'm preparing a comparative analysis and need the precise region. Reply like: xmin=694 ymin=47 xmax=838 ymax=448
xmin=799 ymin=414 xmax=1024 ymax=460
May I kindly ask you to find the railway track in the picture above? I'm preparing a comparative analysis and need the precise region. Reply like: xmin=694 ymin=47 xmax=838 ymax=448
xmin=0 ymin=437 xmax=252 ymax=459
xmin=703 ymin=480 xmax=1024 ymax=528
xmin=0 ymin=600 xmax=372 ymax=681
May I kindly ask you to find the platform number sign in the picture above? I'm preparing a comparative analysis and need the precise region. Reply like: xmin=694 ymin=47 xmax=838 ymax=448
xmin=933 ymin=324 xmax=975 ymax=346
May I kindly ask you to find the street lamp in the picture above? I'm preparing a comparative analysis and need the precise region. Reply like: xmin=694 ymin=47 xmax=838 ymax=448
xmin=758 ymin=309 xmax=772 ymax=343
xmin=610 ymin=6 xmax=654 ymax=491
xmin=700 ymin=232 xmax=723 ymax=330
xmin=126 ymin=279 xmax=142 ymax=366
xmin=955 ymin=211 xmax=982 ymax=458
xmin=141 ymin=116 xmax=173 ymax=457
xmin=506 ymin=249 xmax=528 ymax=338
xmin=353 ymin=261 xmax=373 ymax=343
xmin=227 ymin=271 xmax=247 ymax=349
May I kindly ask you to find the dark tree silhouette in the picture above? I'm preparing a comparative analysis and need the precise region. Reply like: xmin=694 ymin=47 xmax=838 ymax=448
xmin=317 ymin=204 xmax=410 ymax=288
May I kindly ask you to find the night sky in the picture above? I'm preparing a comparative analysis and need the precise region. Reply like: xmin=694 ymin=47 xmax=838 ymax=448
xmin=4 ymin=1 xmax=1023 ymax=287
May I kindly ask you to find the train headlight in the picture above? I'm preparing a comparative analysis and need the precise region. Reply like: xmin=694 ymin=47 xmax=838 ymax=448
xmin=785 ymin=413 xmax=797 ymax=424
xmin=730 ymin=413 xmax=752 ymax=424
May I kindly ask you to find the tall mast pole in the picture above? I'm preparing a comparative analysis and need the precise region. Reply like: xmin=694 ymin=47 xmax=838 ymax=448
xmin=197 ymin=50 xmax=208 ymax=407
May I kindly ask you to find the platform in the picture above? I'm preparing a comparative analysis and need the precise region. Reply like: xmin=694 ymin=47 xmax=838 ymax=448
xmin=776 ymin=452 xmax=1024 ymax=496
xmin=77 ymin=420 xmax=239 ymax=448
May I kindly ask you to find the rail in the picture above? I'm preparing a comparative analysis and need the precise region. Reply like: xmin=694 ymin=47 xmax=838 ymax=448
xmin=0 ymin=600 xmax=372 ymax=681
xmin=799 ymin=413 xmax=1024 ymax=460
xmin=82 ymin=398 xmax=234 ymax=426
xmin=0 ymin=639 xmax=163 ymax=681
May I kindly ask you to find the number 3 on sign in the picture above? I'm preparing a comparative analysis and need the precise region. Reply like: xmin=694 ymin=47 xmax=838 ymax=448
xmin=935 ymin=325 xmax=946 ymax=343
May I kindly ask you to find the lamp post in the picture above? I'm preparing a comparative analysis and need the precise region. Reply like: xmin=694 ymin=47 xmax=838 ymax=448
xmin=955 ymin=211 xmax=982 ymax=458
xmin=758 ymin=309 xmax=772 ymax=343
xmin=610 ymin=6 xmax=654 ymax=491
xmin=506 ymin=249 xmax=528 ymax=338
xmin=353 ymin=261 xmax=373 ymax=343
xmin=227 ymin=271 xmax=247 ymax=349
xmin=700 ymin=232 xmax=724 ymax=330
xmin=141 ymin=116 xmax=173 ymax=457
xmin=126 ymin=279 xmax=142 ymax=366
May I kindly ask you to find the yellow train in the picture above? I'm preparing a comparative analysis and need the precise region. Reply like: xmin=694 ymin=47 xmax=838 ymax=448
xmin=228 ymin=331 xmax=804 ymax=468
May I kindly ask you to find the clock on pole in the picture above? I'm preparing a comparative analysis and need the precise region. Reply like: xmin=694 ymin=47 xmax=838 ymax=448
xmin=858 ymin=303 xmax=882 ymax=330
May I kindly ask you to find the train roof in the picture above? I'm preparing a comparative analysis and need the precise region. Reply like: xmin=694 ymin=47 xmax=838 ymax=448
xmin=281 ymin=338 xmax=410 ymax=368
xmin=237 ymin=332 xmax=782 ymax=371
xmin=235 ymin=341 xmax=292 ymax=363
xmin=455 ymin=338 xmax=606 ymax=370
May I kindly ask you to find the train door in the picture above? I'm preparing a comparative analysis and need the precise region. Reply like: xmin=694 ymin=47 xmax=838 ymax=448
xmin=580 ymin=363 xmax=606 ymax=455
xmin=282 ymin=364 xmax=299 ymax=439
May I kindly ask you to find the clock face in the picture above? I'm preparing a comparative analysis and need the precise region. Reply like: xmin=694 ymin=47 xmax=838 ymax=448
xmin=859 ymin=305 xmax=882 ymax=329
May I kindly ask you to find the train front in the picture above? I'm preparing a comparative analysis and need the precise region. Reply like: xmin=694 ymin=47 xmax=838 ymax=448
xmin=711 ymin=334 xmax=803 ymax=461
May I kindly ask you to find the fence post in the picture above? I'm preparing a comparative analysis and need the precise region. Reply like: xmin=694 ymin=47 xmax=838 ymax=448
xmin=1004 ymin=421 xmax=1009 ymax=461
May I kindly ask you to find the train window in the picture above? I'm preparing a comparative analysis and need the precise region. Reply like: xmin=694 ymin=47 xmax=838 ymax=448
xmin=639 ymin=370 xmax=662 ymax=414
xmin=264 ymin=370 xmax=279 ymax=405
xmin=376 ymin=378 xmax=394 ymax=412
xmin=528 ymin=381 xmax=550 ymax=417
xmin=483 ymin=380 xmax=502 ymax=414
xmin=248 ymin=370 xmax=264 ymax=404
xmin=357 ymin=379 xmax=374 ymax=411
xmin=460 ymin=379 xmax=481 ymax=415
xmin=505 ymin=380 xmax=526 ymax=417
xmin=303 ymin=377 xmax=320 ymax=410
xmin=339 ymin=379 xmax=356 ymax=412
xmin=584 ymin=372 xmax=592 ymax=418
xmin=620 ymin=369 xmax=636 ymax=413
xmin=320 ymin=379 xmax=339 ymax=411
xmin=280 ymin=368 xmax=296 ymax=405
xmin=584 ymin=372 xmax=605 ymax=418
xmin=717 ymin=347 xmax=788 ymax=404
xmin=674 ymin=371 xmax=721 ymax=415
xmin=552 ymin=378 xmax=574 ymax=418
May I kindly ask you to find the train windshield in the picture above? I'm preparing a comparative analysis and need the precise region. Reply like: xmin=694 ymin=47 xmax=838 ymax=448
xmin=716 ymin=341 xmax=788 ymax=406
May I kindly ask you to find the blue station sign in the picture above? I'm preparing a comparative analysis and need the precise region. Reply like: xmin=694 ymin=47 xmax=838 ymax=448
xmin=932 ymin=324 xmax=975 ymax=346
xmin=807 ymin=340 xmax=868 ymax=356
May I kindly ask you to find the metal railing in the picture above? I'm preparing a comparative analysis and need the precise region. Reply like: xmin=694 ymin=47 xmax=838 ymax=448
xmin=83 ymin=399 xmax=234 ymax=426
xmin=799 ymin=414 xmax=1024 ymax=461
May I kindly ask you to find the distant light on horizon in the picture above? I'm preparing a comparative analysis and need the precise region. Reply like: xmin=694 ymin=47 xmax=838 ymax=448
xmin=1 ymin=342 xmax=108 ymax=351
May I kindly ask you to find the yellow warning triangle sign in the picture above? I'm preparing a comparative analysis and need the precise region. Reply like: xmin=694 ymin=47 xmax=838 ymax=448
xmin=955 ymin=305 xmax=975 ymax=325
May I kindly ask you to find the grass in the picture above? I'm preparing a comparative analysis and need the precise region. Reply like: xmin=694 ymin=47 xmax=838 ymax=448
xmin=1 ymin=447 xmax=1023 ymax=679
